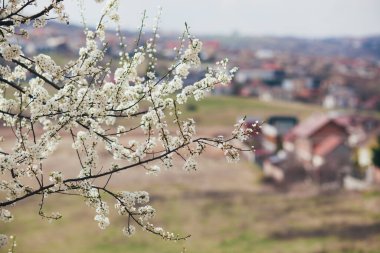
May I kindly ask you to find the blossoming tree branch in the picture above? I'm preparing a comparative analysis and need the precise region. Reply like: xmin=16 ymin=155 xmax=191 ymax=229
xmin=0 ymin=0 xmax=256 ymax=245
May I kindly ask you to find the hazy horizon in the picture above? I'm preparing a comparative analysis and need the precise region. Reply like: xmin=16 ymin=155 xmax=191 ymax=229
xmin=38 ymin=0 xmax=380 ymax=39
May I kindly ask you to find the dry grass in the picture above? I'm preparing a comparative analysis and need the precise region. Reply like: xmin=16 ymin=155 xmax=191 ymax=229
xmin=2 ymin=161 xmax=380 ymax=253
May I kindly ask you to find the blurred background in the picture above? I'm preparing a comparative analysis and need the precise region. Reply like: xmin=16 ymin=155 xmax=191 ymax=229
xmin=2 ymin=0 xmax=380 ymax=252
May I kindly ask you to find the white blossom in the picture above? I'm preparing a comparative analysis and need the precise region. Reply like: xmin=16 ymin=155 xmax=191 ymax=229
xmin=0 ymin=209 xmax=13 ymax=222
xmin=0 ymin=234 xmax=8 ymax=248
xmin=1 ymin=45 xmax=21 ymax=61
xmin=0 ymin=0 xmax=248 ymax=242
xmin=122 ymin=225 xmax=136 ymax=237
xmin=94 ymin=214 xmax=110 ymax=229
xmin=147 ymin=165 xmax=161 ymax=175
xmin=183 ymin=156 xmax=198 ymax=172
xmin=49 ymin=171 xmax=64 ymax=185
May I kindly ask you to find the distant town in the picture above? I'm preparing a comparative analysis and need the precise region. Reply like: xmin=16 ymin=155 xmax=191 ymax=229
xmin=20 ymin=22 xmax=380 ymax=111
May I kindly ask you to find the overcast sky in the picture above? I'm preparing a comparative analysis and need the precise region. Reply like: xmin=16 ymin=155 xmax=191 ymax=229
xmin=50 ymin=0 xmax=380 ymax=38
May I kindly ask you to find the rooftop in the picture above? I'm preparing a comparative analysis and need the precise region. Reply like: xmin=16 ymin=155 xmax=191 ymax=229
xmin=314 ymin=135 xmax=344 ymax=157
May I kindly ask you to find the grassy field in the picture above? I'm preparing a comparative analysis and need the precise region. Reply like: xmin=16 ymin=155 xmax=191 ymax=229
xmin=1 ymin=96 xmax=380 ymax=253
xmin=181 ymin=96 xmax=325 ymax=127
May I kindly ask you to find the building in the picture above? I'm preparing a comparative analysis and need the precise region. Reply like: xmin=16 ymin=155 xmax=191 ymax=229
xmin=263 ymin=152 xmax=306 ymax=184
xmin=261 ymin=116 xmax=298 ymax=152
xmin=283 ymin=114 xmax=351 ymax=183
